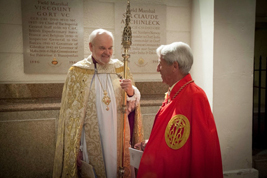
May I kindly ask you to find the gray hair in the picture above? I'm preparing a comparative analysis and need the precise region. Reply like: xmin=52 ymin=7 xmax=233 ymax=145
xmin=88 ymin=29 xmax=114 ymax=45
xmin=156 ymin=42 xmax=193 ymax=75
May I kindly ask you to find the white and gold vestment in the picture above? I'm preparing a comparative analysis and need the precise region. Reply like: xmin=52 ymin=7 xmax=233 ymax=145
xmin=53 ymin=55 xmax=143 ymax=178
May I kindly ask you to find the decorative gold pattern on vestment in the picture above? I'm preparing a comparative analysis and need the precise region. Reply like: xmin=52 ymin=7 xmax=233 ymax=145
xmin=115 ymin=66 xmax=124 ymax=74
xmin=84 ymin=75 xmax=106 ymax=178
xmin=53 ymin=66 xmax=92 ymax=178
xmin=165 ymin=114 xmax=190 ymax=149
xmin=96 ymin=74 xmax=111 ymax=111
xmin=102 ymin=90 xmax=111 ymax=110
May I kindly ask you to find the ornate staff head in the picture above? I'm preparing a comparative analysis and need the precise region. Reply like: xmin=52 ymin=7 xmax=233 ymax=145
xmin=121 ymin=0 xmax=132 ymax=50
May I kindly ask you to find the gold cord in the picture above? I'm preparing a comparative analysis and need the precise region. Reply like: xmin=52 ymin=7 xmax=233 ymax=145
xmin=168 ymin=80 xmax=194 ymax=103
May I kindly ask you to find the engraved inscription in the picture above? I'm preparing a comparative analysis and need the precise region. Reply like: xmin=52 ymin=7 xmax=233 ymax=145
xmin=115 ymin=3 xmax=166 ymax=73
xmin=22 ymin=0 xmax=83 ymax=73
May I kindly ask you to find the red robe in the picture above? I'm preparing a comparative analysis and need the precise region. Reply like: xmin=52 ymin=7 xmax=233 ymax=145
xmin=137 ymin=74 xmax=223 ymax=178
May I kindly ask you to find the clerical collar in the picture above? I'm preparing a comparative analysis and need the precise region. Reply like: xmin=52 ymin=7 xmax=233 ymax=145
xmin=169 ymin=80 xmax=179 ymax=92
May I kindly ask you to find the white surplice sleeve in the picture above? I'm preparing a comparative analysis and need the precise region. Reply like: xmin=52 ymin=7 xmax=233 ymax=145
xmin=126 ymin=85 xmax=141 ymax=113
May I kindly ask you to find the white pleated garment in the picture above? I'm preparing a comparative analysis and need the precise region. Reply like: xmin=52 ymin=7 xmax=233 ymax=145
xmin=95 ymin=73 xmax=117 ymax=178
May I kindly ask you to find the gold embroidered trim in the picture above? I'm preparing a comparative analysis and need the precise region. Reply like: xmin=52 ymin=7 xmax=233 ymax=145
xmin=115 ymin=66 xmax=124 ymax=74
xmin=70 ymin=66 xmax=95 ymax=74
xmin=165 ymin=114 xmax=190 ymax=149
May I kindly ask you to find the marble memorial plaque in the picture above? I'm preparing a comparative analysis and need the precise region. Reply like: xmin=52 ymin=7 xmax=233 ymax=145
xmin=115 ymin=3 xmax=166 ymax=74
xmin=22 ymin=0 xmax=84 ymax=74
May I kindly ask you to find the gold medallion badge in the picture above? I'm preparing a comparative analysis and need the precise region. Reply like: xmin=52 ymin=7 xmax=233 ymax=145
xmin=165 ymin=114 xmax=190 ymax=149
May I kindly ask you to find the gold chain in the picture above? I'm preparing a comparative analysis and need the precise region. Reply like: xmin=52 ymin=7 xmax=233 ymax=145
xmin=96 ymin=74 xmax=111 ymax=111
xmin=169 ymin=80 xmax=194 ymax=102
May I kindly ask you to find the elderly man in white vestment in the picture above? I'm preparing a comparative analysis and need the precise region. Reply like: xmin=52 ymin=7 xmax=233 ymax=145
xmin=53 ymin=29 xmax=143 ymax=178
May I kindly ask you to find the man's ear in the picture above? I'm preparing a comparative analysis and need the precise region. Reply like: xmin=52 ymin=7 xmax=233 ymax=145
xmin=173 ymin=61 xmax=179 ymax=70
xmin=89 ymin=42 xmax=93 ymax=52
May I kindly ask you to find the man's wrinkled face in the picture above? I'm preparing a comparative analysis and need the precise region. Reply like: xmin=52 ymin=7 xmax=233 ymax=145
xmin=89 ymin=33 xmax=113 ymax=65
xmin=157 ymin=56 xmax=174 ymax=86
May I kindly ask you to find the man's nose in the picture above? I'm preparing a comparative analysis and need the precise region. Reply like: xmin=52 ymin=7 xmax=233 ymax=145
xmin=156 ymin=64 xmax=160 ymax=72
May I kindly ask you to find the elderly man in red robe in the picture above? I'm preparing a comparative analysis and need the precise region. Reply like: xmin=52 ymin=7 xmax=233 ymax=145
xmin=135 ymin=42 xmax=223 ymax=178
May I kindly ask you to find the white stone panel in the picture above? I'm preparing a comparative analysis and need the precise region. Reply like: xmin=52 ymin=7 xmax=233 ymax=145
xmin=166 ymin=0 xmax=191 ymax=7
xmin=213 ymin=0 xmax=256 ymax=172
xmin=214 ymin=27 xmax=254 ymax=75
xmin=83 ymin=28 xmax=94 ymax=56
xmin=214 ymin=75 xmax=253 ymax=170
xmin=0 ymin=24 xmax=23 ymax=53
xmin=104 ymin=0 xmax=164 ymax=3
xmin=0 ymin=54 xmax=66 ymax=83
xmin=101 ymin=0 xmax=191 ymax=5
xmin=0 ymin=0 xmax=22 ymax=24
xmin=166 ymin=6 xmax=191 ymax=31
xmin=83 ymin=1 xmax=115 ymax=28
xmin=166 ymin=31 xmax=190 ymax=45
xmin=0 ymin=54 xmax=24 ymax=82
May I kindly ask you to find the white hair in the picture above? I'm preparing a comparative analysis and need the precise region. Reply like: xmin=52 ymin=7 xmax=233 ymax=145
xmin=156 ymin=42 xmax=193 ymax=74
xmin=88 ymin=29 xmax=114 ymax=45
